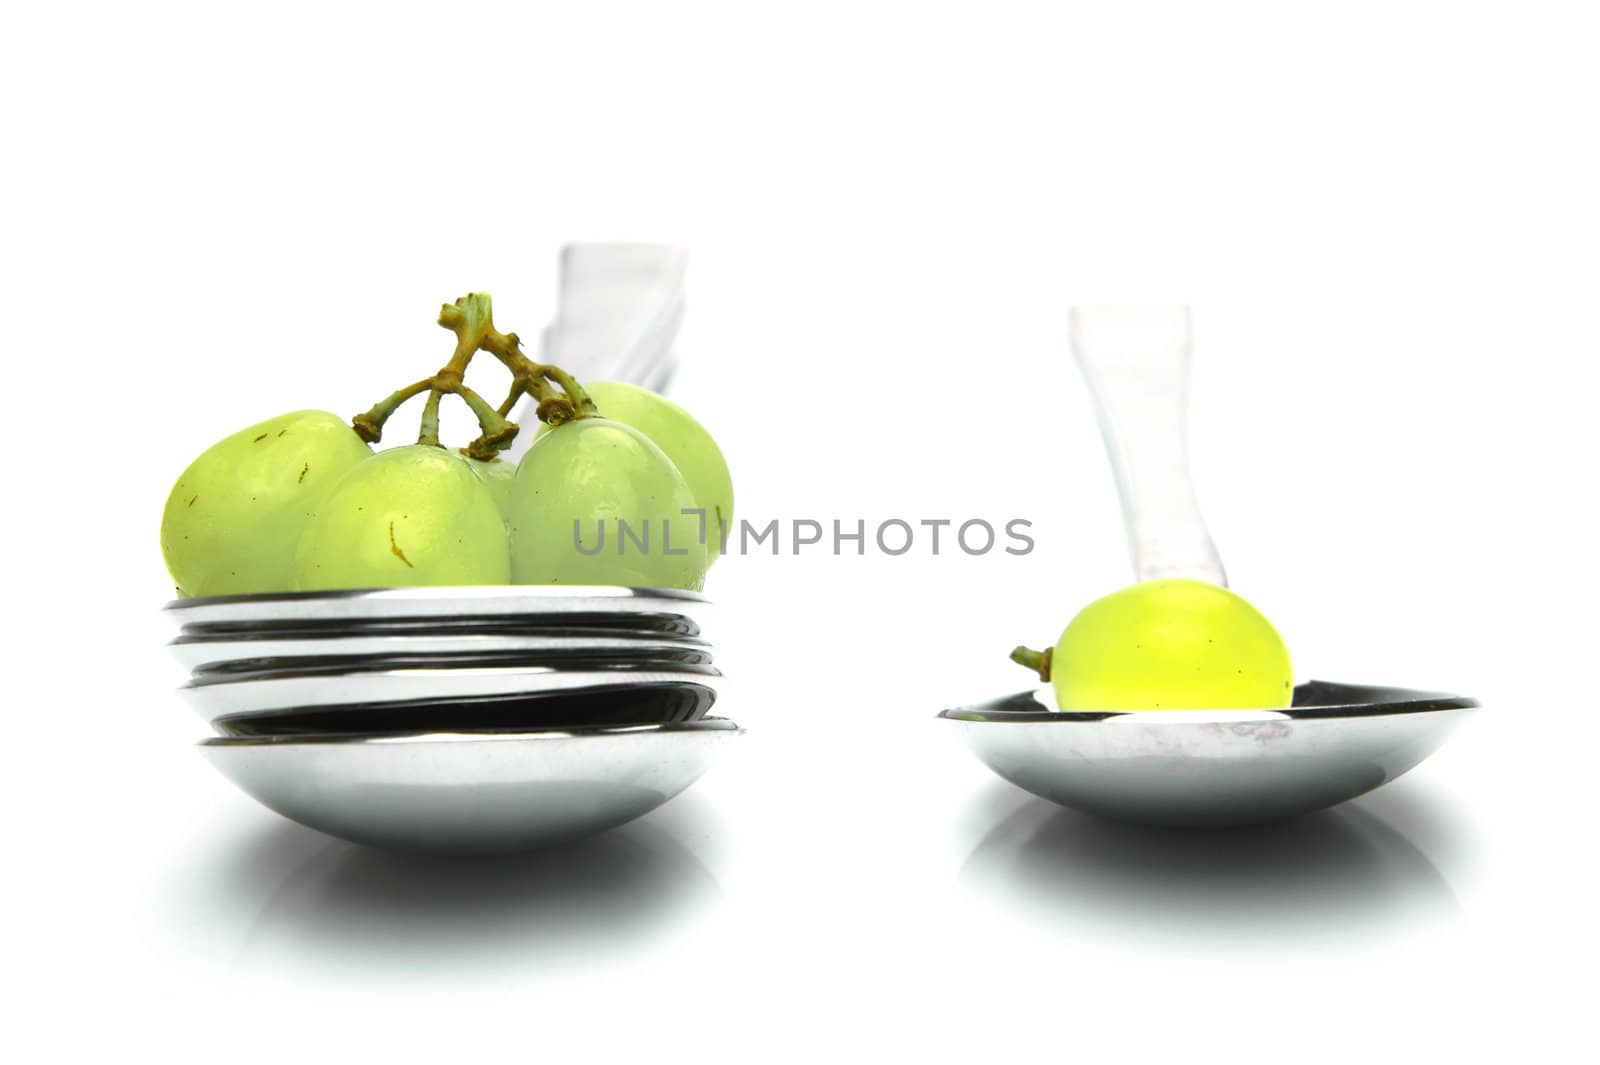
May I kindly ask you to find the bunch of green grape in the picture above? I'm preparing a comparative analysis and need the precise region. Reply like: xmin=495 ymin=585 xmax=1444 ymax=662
xmin=159 ymin=294 xmax=733 ymax=598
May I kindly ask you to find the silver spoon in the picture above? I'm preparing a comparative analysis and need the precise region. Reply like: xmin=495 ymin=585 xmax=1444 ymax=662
xmin=209 ymin=682 xmax=719 ymax=738
xmin=940 ymin=305 xmax=1477 ymax=827
xmin=169 ymin=631 xmax=713 ymax=673
xmin=200 ymin=719 xmax=741 ymax=853
xmin=162 ymin=585 xmax=713 ymax=631
xmin=181 ymin=663 xmax=723 ymax=723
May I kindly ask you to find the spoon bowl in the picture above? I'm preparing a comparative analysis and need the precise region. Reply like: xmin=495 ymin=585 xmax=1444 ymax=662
xmin=200 ymin=718 xmax=741 ymax=853
xmin=941 ymin=681 xmax=1476 ymax=826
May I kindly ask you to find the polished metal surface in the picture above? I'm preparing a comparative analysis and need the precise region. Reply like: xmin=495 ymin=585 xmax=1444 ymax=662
xmin=941 ymin=681 xmax=1478 ymax=826
xmin=199 ymin=719 xmax=741 ymax=852
xmin=211 ymin=682 xmax=718 ymax=737
xmin=181 ymin=664 xmax=722 ymax=721
xmin=174 ymin=614 xmax=706 ymax=639
xmin=163 ymin=585 xmax=711 ymax=630
xmin=170 ymin=632 xmax=712 ymax=672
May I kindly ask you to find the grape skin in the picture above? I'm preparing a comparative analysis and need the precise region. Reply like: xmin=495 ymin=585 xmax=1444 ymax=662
xmin=509 ymin=418 xmax=708 ymax=590
xmin=538 ymin=381 xmax=733 ymax=561
xmin=465 ymin=456 xmax=517 ymax=521
xmin=161 ymin=387 xmax=725 ymax=595
xmin=1051 ymin=579 xmax=1293 ymax=711
xmin=160 ymin=410 xmax=372 ymax=597
xmin=292 ymin=445 xmax=510 ymax=590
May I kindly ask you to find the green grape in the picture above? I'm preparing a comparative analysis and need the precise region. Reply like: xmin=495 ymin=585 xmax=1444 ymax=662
xmin=509 ymin=418 xmax=707 ymax=590
xmin=537 ymin=381 xmax=733 ymax=561
xmin=464 ymin=455 xmax=517 ymax=521
xmin=292 ymin=445 xmax=509 ymax=590
xmin=1050 ymin=579 xmax=1292 ymax=711
xmin=160 ymin=410 xmax=372 ymax=597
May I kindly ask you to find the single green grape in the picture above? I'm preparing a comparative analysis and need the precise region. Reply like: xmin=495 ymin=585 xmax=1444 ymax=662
xmin=537 ymin=381 xmax=733 ymax=561
xmin=1050 ymin=579 xmax=1292 ymax=710
xmin=464 ymin=455 xmax=517 ymax=521
xmin=291 ymin=445 xmax=509 ymax=590
xmin=509 ymin=418 xmax=708 ymax=590
xmin=160 ymin=410 xmax=372 ymax=597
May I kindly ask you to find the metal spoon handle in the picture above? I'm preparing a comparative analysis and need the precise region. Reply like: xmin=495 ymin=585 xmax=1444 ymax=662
xmin=506 ymin=243 xmax=687 ymax=458
xmin=1069 ymin=305 xmax=1227 ymax=587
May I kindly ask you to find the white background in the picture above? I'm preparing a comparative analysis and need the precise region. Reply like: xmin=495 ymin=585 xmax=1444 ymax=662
xmin=4 ymin=2 xmax=1598 ymax=1061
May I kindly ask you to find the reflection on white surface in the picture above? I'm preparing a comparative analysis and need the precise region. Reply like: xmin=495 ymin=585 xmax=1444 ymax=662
xmin=166 ymin=795 xmax=723 ymax=989
xmin=958 ymin=778 xmax=1467 ymax=953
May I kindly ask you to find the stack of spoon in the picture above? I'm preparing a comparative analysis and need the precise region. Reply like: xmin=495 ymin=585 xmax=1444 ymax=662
xmin=166 ymin=586 xmax=740 ymax=852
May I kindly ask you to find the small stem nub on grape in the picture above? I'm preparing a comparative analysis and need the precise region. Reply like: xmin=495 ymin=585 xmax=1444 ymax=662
xmin=352 ymin=378 xmax=434 ymax=444
xmin=458 ymin=384 xmax=519 ymax=459
xmin=352 ymin=412 xmax=383 ymax=443
xmin=1010 ymin=645 xmax=1053 ymax=682
xmin=536 ymin=394 xmax=578 ymax=426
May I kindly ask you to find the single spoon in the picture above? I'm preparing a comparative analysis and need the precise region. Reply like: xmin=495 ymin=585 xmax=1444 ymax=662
xmin=162 ymin=585 xmax=713 ymax=631
xmin=181 ymin=662 xmax=723 ymax=723
xmin=170 ymin=631 xmax=713 ymax=674
xmin=200 ymin=718 xmax=741 ymax=853
xmin=941 ymin=305 xmax=1477 ymax=826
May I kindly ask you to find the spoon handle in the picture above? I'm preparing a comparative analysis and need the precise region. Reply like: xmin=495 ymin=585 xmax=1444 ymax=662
xmin=1069 ymin=305 xmax=1228 ymax=587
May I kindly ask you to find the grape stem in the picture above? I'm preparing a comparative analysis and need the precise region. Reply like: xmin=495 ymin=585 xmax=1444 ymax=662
xmin=1010 ymin=645 xmax=1053 ymax=681
xmin=350 ymin=291 xmax=601 ymax=460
